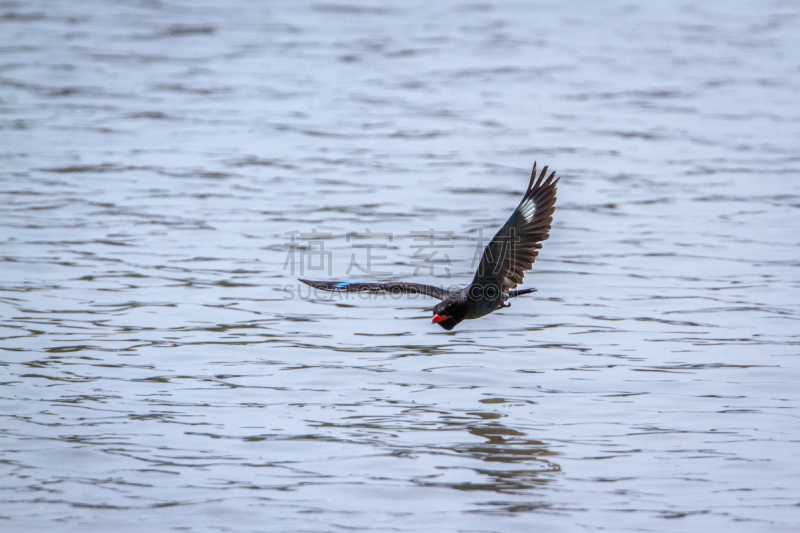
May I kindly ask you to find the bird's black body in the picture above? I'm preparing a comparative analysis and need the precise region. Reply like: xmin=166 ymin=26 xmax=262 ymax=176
xmin=299 ymin=162 xmax=559 ymax=330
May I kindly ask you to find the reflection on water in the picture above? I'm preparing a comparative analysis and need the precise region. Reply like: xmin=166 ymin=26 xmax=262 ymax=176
xmin=2 ymin=0 xmax=800 ymax=531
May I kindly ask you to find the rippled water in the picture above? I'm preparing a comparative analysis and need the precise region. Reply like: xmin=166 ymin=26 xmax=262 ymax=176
xmin=2 ymin=1 xmax=800 ymax=531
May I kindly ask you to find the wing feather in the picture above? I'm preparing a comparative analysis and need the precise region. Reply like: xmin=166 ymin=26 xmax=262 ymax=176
xmin=298 ymin=279 xmax=449 ymax=300
xmin=472 ymin=162 xmax=559 ymax=292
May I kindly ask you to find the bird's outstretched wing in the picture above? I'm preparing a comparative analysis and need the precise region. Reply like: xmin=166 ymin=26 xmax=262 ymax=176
xmin=472 ymin=162 xmax=559 ymax=292
xmin=298 ymin=279 xmax=450 ymax=300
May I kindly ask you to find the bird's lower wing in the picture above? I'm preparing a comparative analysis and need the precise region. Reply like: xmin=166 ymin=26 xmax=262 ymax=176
xmin=298 ymin=279 xmax=449 ymax=300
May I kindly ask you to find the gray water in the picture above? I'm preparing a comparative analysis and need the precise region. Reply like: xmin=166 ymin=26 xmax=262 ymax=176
xmin=2 ymin=1 xmax=800 ymax=531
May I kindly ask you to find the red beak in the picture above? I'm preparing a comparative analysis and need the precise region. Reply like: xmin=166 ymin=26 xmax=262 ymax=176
xmin=432 ymin=314 xmax=450 ymax=324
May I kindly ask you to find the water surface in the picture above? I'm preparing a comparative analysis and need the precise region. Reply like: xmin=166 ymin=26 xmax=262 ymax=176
xmin=2 ymin=1 xmax=800 ymax=531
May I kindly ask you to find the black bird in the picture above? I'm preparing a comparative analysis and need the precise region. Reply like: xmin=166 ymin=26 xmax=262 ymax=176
xmin=300 ymin=162 xmax=559 ymax=330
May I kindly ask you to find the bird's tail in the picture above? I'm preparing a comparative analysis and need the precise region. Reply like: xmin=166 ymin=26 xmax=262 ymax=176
xmin=507 ymin=288 xmax=537 ymax=299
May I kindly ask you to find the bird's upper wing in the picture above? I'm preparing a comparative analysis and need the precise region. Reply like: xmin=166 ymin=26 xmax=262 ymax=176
xmin=298 ymin=279 xmax=450 ymax=300
xmin=472 ymin=162 xmax=559 ymax=292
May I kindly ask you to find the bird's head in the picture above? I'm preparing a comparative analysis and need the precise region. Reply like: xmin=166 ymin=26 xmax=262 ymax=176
xmin=432 ymin=297 xmax=467 ymax=331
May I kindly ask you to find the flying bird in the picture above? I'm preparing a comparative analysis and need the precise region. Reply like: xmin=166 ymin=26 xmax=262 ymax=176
xmin=300 ymin=162 xmax=559 ymax=330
